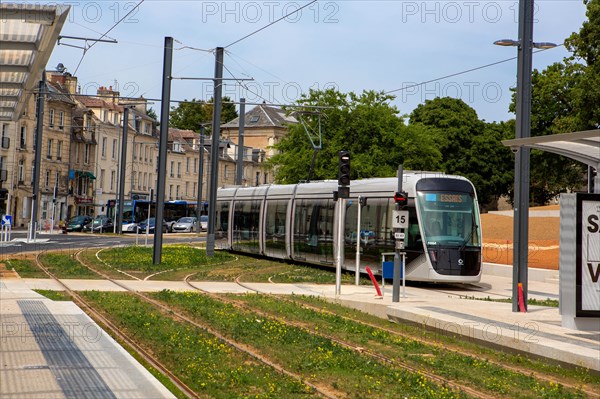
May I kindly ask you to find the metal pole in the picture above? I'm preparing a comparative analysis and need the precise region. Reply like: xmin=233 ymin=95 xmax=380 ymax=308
xmin=30 ymin=72 xmax=45 ymax=242
xmin=512 ymin=0 xmax=534 ymax=312
xmin=153 ymin=36 xmax=174 ymax=264
xmin=117 ymin=107 xmax=129 ymax=235
xmin=393 ymin=165 xmax=403 ymax=302
xmin=236 ymin=98 xmax=245 ymax=185
xmin=206 ymin=47 xmax=224 ymax=257
xmin=196 ymin=126 xmax=205 ymax=217
xmin=335 ymin=198 xmax=345 ymax=296
xmin=355 ymin=196 xmax=361 ymax=285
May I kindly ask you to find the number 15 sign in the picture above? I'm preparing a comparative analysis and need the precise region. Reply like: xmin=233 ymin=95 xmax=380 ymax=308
xmin=392 ymin=210 xmax=409 ymax=229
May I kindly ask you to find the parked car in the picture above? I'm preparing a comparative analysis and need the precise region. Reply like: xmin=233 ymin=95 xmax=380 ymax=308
xmin=199 ymin=215 xmax=208 ymax=231
xmin=66 ymin=215 xmax=92 ymax=232
xmin=84 ymin=216 xmax=114 ymax=233
xmin=172 ymin=217 xmax=198 ymax=233
xmin=137 ymin=217 xmax=168 ymax=234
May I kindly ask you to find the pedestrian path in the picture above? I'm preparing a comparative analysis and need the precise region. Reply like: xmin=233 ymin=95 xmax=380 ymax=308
xmin=0 ymin=280 xmax=175 ymax=399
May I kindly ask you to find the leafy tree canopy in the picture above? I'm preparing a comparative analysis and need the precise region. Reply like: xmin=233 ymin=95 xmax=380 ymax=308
xmin=169 ymin=97 xmax=237 ymax=133
xmin=265 ymin=88 xmax=441 ymax=184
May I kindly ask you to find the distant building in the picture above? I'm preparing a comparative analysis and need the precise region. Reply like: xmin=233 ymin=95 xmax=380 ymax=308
xmin=221 ymin=103 xmax=297 ymax=185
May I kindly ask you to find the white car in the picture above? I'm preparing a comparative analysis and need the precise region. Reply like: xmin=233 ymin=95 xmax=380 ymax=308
xmin=199 ymin=215 xmax=208 ymax=231
xmin=172 ymin=217 xmax=198 ymax=233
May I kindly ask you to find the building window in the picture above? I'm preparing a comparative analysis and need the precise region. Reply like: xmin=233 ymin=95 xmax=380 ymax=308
xmin=75 ymin=143 xmax=80 ymax=164
xmin=194 ymin=158 xmax=197 ymax=173
xmin=170 ymin=161 xmax=174 ymax=178
xmin=31 ymin=161 xmax=35 ymax=184
xmin=144 ymin=146 xmax=148 ymax=162
xmin=112 ymin=139 xmax=117 ymax=159
xmin=177 ymin=162 xmax=181 ymax=178
xmin=58 ymin=111 xmax=64 ymax=130
xmin=55 ymin=171 xmax=60 ymax=189
xmin=132 ymin=171 xmax=137 ymax=190
xmin=224 ymin=165 xmax=229 ymax=178
xmin=186 ymin=158 xmax=190 ymax=173
xmin=176 ymin=185 xmax=180 ymax=199
xmin=100 ymin=169 xmax=105 ymax=189
xmin=101 ymin=137 xmax=107 ymax=158
xmin=18 ymin=159 xmax=24 ymax=182
xmin=84 ymin=144 xmax=90 ymax=164
xmin=57 ymin=141 xmax=62 ymax=160
xmin=110 ymin=171 xmax=115 ymax=191
xmin=49 ymin=109 xmax=54 ymax=128
xmin=169 ymin=184 xmax=173 ymax=199
xmin=185 ymin=182 xmax=189 ymax=196
xmin=46 ymin=139 xmax=53 ymax=159
xmin=1 ymin=124 xmax=9 ymax=148
xmin=45 ymin=170 xmax=50 ymax=187
xmin=20 ymin=126 xmax=26 ymax=149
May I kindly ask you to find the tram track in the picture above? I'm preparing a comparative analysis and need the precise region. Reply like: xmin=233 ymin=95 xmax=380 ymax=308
xmin=29 ymin=247 xmax=598 ymax=399
xmin=219 ymin=270 xmax=600 ymax=399
xmin=66 ymin=249 xmax=338 ymax=399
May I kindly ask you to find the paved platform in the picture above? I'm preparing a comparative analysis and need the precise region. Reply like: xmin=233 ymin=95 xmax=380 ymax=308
xmin=0 ymin=280 xmax=175 ymax=399
xmin=1 ymin=262 xmax=598 ymax=399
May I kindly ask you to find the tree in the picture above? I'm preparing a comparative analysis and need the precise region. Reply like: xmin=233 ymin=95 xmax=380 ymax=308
xmin=408 ymin=97 xmax=512 ymax=206
xmin=265 ymin=88 xmax=441 ymax=184
xmin=169 ymin=97 xmax=238 ymax=133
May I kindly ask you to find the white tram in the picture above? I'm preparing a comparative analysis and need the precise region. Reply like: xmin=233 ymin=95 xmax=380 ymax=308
xmin=215 ymin=173 xmax=482 ymax=283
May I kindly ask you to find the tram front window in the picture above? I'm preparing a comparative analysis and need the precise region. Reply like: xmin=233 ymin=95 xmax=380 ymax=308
xmin=417 ymin=192 xmax=480 ymax=248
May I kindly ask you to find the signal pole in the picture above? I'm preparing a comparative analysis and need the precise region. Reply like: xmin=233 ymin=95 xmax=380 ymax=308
xmin=335 ymin=150 xmax=351 ymax=295
xmin=392 ymin=165 xmax=408 ymax=302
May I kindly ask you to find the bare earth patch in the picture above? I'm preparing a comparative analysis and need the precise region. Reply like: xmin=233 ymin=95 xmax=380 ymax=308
xmin=481 ymin=206 xmax=560 ymax=270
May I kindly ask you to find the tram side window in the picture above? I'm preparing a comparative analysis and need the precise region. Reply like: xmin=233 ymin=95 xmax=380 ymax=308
xmin=264 ymin=199 xmax=287 ymax=257
xmin=293 ymin=199 xmax=334 ymax=263
xmin=233 ymin=199 xmax=260 ymax=253
xmin=215 ymin=201 xmax=229 ymax=239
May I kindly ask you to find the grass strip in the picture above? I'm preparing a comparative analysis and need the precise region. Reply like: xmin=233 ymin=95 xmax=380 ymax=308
xmin=80 ymin=291 xmax=316 ymax=399
xmin=234 ymin=293 xmax=589 ymax=399
xmin=4 ymin=258 xmax=47 ymax=278
xmin=32 ymin=289 xmax=72 ymax=301
xmin=153 ymin=290 xmax=472 ymax=398
xmin=38 ymin=253 xmax=101 ymax=279
xmin=291 ymin=295 xmax=600 ymax=390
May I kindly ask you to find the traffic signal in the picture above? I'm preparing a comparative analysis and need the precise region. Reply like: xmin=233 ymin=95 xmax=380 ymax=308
xmin=338 ymin=150 xmax=350 ymax=187
xmin=394 ymin=191 xmax=408 ymax=208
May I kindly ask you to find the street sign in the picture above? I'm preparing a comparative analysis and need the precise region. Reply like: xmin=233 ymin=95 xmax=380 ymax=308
xmin=396 ymin=240 xmax=405 ymax=250
xmin=392 ymin=210 xmax=409 ymax=229
xmin=1 ymin=215 xmax=12 ymax=226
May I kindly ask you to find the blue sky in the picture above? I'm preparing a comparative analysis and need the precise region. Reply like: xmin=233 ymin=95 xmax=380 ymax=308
xmin=33 ymin=0 xmax=588 ymax=123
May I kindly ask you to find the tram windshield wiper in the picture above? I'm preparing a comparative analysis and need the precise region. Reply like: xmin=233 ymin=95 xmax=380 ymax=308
xmin=459 ymin=222 xmax=478 ymax=252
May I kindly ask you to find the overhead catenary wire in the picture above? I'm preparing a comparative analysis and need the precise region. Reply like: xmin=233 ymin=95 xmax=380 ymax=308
xmin=224 ymin=0 xmax=318 ymax=48
xmin=73 ymin=0 xmax=146 ymax=75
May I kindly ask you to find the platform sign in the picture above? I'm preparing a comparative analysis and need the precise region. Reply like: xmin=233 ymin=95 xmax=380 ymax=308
xmin=1 ymin=215 xmax=12 ymax=226
xmin=392 ymin=210 xmax=409 ymax=229
xmin=577 ymin=196 xmax=600 ymax=317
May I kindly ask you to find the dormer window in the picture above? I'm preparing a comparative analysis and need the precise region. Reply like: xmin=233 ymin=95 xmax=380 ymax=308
xmin=249 ymin=115 xmax=259 ymax=123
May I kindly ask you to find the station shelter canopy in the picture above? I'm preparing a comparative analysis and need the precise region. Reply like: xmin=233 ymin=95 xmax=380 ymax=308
xmin=0 ymin=3 xmax=69 ymax=121
xmin=503 ymin=129 xmax=600 ymax=192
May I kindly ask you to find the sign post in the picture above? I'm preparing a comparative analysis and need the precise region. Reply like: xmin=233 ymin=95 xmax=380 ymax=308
xmin=1 ymin=215 xmax=12 ymax=242
xmin=392 ymin=165 xmax=408 ymax=302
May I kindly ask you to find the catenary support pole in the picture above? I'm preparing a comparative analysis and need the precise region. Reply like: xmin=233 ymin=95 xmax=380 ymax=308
xmin=236 ymin=98 xmax=245 ymax=185
xmin=512 ymin=0 xmax=534 ymax=312
xmin=153 ymin=36 xmax=173 ymax=265
xmin=30 ymin=72 xmax=45 ymax=242
xmin=206 ymin=47 xmax=224 ymax=257
xmin=197 ymin=125 xmax=205 ymax=217
xmin=117 ymin=107 xmax=129 ymax=234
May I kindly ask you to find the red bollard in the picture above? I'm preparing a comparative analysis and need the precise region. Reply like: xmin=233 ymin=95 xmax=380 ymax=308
xmin=365 ymin=266 xmax=383 ymax=297
xmin=518 ymin=282 xmax=527 ymax=313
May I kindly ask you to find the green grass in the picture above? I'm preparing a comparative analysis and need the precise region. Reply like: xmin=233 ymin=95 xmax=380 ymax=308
xmin=80 ymin=291 xmax=316 ymax=399
xmin=38 ymin=253 xmax=101 ymax=279
xmin=153 ymin=290 xmax=470 ymax=398
xmin=33 ymin=289 xmax=72 ymax=301
xmin=3 ymin=258 xmax=46 ymax=278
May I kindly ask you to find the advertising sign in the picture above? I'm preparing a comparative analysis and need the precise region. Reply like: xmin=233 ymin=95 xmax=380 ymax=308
xmin=577 ymin=195 xmax=600 ymax=317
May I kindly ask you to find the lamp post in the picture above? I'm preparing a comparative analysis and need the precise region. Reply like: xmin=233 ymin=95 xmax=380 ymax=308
xmin=494 ymin=0 xmax=557 ymax=312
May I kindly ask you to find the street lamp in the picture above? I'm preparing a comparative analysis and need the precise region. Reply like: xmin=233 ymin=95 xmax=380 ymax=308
xmin=494 ymin=39 xmax=558 ymax=49
xmin=494 ymin=0 xmax=557 ymax=313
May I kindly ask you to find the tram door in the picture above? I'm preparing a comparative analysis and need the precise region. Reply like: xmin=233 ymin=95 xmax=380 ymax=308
xmin=292 ymin=199 xmax=335 ymax=265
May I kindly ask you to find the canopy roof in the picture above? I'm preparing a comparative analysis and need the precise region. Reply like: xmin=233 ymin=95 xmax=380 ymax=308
xmin=0 ymin=3 xmax=69 ymax=121
xmin=502 ymin=129 xmax=600 ymax=168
